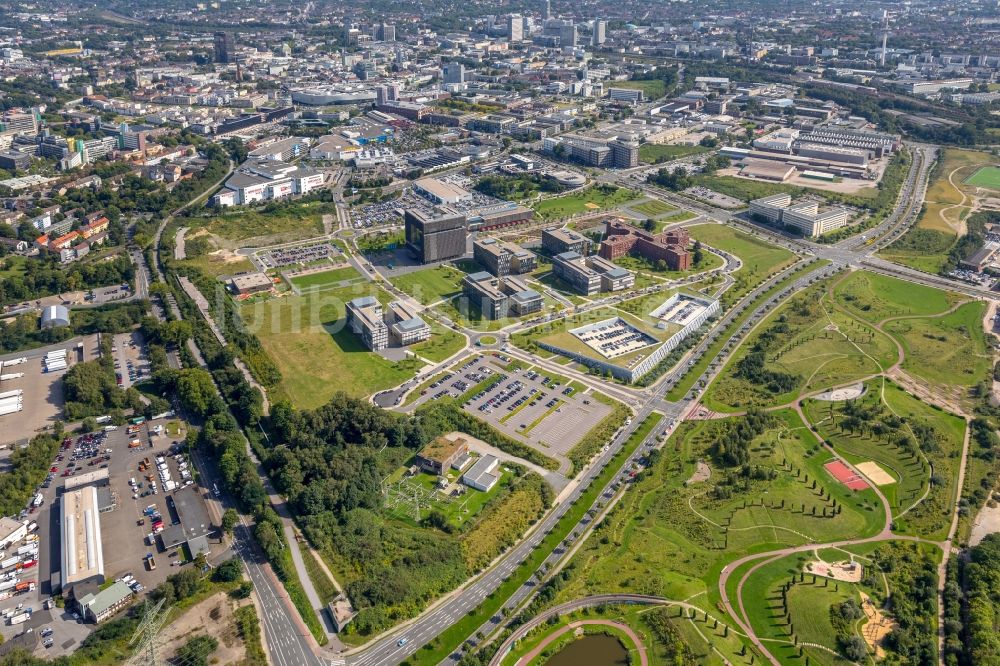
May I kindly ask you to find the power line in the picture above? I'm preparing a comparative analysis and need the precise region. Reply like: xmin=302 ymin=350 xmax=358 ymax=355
xmin=127 ymin=598 xmax=169 ymax=666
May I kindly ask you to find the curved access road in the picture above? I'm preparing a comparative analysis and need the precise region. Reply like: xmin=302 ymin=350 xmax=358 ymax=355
xmin=513 ymin=619 xmax=648 ymax=666
xmin=488 ymin=593 xmax=730 ymax=666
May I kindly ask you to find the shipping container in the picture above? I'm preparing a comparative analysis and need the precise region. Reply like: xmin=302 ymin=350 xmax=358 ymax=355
xmin=45 ymin=349 xmax=67 ymax=359
xmin=0 ymin=374 xmax=24 ymax=381
xmin=8 ymin=612 xmax=28 ymax=625
xmin=16 ymin=545 xmax=36 ymax=557
xmin=0 ymin=579 xmax=16 ymax=592
xmin=0 ymin=390 xmax=22 ymax=400
xmin=1 ymin=557 xmax=20 ymax=571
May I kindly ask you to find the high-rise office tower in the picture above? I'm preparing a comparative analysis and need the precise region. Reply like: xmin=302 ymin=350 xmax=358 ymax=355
xmin=544 ymin=0 xmax=552 ymax=20
xmin=559 ymin=22 xmax=577 ymax=47
xmin=507 ymin=14 xmax=524 ymax=42
xmin=443 ymin=62 xmax=466 ymax=85
xmin=213 ymin=32 xmax=233 ymax=63
xmin=592 ymin=20 xmax=606 ymax=46
xmin=372 ymin=23 xmax=396 ymax=42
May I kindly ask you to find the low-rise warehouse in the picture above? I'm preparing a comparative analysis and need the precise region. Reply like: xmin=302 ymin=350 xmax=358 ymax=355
xmin=60 ymin=486 xmax=105 ymax=591
xmin=156 ymin=486 xmax=213 ymax=558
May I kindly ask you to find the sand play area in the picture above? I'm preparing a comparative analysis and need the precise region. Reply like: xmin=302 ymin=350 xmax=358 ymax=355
xmin=856 ymin=461 xmax=896 ymax=486
xmin=860 ymin=591 xmax=898 ymax=658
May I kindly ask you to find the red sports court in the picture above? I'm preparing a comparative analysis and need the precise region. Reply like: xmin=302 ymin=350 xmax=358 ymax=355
xmin=824 ymin=460 xmax=869 ymax=491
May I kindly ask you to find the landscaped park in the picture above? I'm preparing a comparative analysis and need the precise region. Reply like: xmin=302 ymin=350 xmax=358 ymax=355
xmin=514 ymin=267 xmax=997 ymax=666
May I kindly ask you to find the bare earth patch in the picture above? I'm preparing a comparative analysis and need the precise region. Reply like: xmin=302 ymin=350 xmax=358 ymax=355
xmin=157 ymin=591 xmax=251 ymax=665
xmin=685 ymin=460 xmax=711 ymax=485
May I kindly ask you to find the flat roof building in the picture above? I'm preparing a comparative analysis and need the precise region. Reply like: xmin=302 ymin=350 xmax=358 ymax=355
xmin=0 ymin=518 xmax=26 ymax=551
xmin=413 ymin=177 xmax=474 ymax=205
xmin=156 ymin=486 xmax=213 ymax=558
xmin=542 ymin=227 xmax=590 ymax=256
xmin=552 ymin=251 xmax=601 ymax=296
xmin=749 ymin=194 xmax=850 ymax=237
xmin=61 ymin=486 xmax=105 ymax=589
xmin=386 ymin=301 xmax=431 ymax=346
xmin=462 ymin=455 xmax=500 ymax=492
xmin=417 ymin=434 xmax=470 ymax=475
xmin=77 ymin=580 xmax=132 ymax=624
xmin=462 ymin=272 xmax=542 ymax=319
xmin=473 ymin=237 xmax=537 ymax=276
xmin=229 ymin=273 xmax=273 ymax=296
xmin=404 ymin=209 xmax=468 ymax=264
xmin=346 ymin=296 xmax=389 ymax=351
xmin=598 ymin=220 xmax=691 ymax=271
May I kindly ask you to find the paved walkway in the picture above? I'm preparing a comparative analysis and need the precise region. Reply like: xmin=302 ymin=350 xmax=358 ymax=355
xmin=514 ymin=619 xmax=648 ymax=666
xmin=175 ymin=226 xmax=189 ymax=260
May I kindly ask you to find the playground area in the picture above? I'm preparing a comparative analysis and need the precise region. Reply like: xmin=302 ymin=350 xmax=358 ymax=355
xmin=824 ymin=459 xmax=870 ymax=491
xmin=804 ymin=558 xmax=863 ymax=582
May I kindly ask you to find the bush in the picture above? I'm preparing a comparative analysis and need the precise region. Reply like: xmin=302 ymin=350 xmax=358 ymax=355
xmin=174 ymin=634 xmax=218 ymax=666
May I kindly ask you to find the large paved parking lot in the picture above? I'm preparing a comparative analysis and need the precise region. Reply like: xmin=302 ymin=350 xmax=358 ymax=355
xmin=464 ymin=360 xmax=612 ymax=463
xmin=0 ymin=415 xmax=222 ymax=659
xmin=407 ymin=354 xmax=613 ymax=472
xmin=0 ymin=336 xmax=101 ymax=447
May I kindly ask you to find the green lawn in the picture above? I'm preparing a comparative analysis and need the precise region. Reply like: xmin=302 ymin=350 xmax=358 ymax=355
xmin=665 ymin=260 xmax=831 ymax=402
xmin=686 ymin=223 xmax=797 ymax=304
xmin=410 ymin=323 xmax=466 ymax=363
xmin=383 ymin=466 xmax=511 ymax=529
xmin=629 ymin=199 xmax=678 ymax=218
xmin=178 ymin=253 xmax=256 ymax=278
xmin=613 ymin=249 xmax=724 ymax=278
xmin=238 ymin=283 xmax=422 ymax=408
xmin=739 ymin=553 xmax=857 ymax=666
xmin=802 ymin=379 xmax=965 ymax=541
xmin=554 ymin=408 xmax=884 ymax=620
xmin=610 ymin=79 xmax=667 ymax=100
xmin=0 ymin=255 xmax=26 ymax=280
xmin=832 ymin=270 xmax=960 ymax=322
xmin=532 ymin=186 xmax=640 ymax=221
xmin=290 ymin=266 xmax=363 ymax=291
xmin=691 ymin=175 xmax=800 ymax=203
xmin=638 ymin=143 xmax=710 ymax=165
xmin=391 ymin=265 xmax=467 ymax=305
xmin=965 ymin=165 xmax=1000 ymax=191
xmin=885 ymin=301 xmax=990 ymax=388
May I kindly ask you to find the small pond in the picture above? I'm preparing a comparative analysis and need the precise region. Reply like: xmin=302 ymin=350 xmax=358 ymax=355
xmin=544 ymin=633 xmax=629 ymax=666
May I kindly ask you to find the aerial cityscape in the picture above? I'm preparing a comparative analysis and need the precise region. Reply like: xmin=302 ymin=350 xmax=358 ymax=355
xmin=2 ymin=0 xmax=1000 ymax=665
